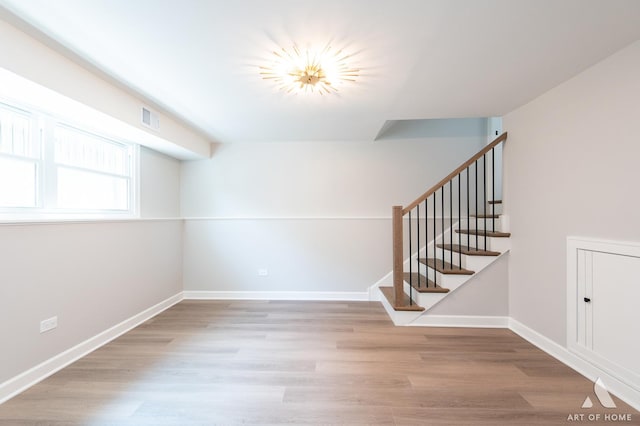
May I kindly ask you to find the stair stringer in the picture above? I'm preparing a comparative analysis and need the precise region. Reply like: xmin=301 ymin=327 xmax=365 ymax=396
xmin=405 ymin=249 xmax=510 ymax=326
xmin=367 ymin=221 xmax=458 ymax=302
xmin=372 ymin=216 xmax=511 ymax=326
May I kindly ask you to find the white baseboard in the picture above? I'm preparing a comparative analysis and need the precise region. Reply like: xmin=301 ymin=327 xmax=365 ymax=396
xmin=0 ymin=292 xmax=183 ymax=405
xmin=409 ymin=315 xmax=509 ymax=328
xmin=509 ymin=318 xmax=640 ymax=411
xmin=183 ymin=290 xmax=369 ymax=301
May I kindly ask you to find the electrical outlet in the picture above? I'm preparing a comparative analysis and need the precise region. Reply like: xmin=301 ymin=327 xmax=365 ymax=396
xmin=258 ymin=268 xmax=269 ymax=276
xmin=40 ymin=316 xmax=58 ymax=333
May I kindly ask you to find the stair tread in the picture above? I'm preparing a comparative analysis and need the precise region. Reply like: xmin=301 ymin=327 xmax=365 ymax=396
xmin=436 ymin=244 xmax=500 ymax=256
xmin=470 ymin=214 xmax=500 ymax=219
xmin=379 ymin=286 xmax=425 ymax=311
xmin=419 ymin=258 xmax=474 ymax=275
xmin=455 ymin=229 xmax=511 ymax=237
xmin=403 ymin=272 xmax=450 ymax=293
xmin=488 ymin=200 xmax=503 ymax=204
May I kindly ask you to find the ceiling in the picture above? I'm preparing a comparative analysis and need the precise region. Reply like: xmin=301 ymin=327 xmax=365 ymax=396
xmin=1 ymin=0 xmax=639 ymax=143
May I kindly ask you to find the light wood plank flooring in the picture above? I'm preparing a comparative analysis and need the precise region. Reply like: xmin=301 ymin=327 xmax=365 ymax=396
xmin=0 ymin=300 xmax=637 ymax=425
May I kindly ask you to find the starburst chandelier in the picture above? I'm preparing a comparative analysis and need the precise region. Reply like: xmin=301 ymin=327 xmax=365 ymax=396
xmin=259 ymin=43 xmax=359 ymax=95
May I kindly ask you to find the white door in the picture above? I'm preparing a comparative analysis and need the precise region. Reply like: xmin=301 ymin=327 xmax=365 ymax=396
xmin=571 ymin=240 xmax=640 ymax=392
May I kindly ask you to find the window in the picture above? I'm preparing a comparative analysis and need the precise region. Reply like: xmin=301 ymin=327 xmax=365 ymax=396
xmin=0 ymin=106 xmax=39 ymax=208
xmin=54 ymin=125 xmax=133 ymax=211
xmin=0 ymin=100 xmax=138 ymax=218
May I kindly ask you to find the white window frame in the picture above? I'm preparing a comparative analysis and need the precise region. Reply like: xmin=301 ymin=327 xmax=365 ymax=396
xmin=0 ymin=98 xmax=139 ymax=220
xmin=0 ymin=103 xmax=42 ymax=211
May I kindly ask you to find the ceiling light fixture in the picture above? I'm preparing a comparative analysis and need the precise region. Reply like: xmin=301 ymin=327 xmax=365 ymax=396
xmin=259 ymin=43 xmax=359 ymax=95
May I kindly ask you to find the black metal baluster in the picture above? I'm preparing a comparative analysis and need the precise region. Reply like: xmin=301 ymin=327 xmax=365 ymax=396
xmin=449 ymin=181 xmax=453 ymax=267
xmin=483 ymin=155 xmax=487 ymax=251
xmin=424 ymin=199 xmax=428 ymax=288
xmin=466 ymin=167 xmax=470 ymax=252
xmin=441 ymin=187 xmax=445 ymax=269
xmin=408 ymin=210 xmax=412 ymax=305
xmin=417 ymin=204 xmax=421 ymax=288
xmin=492 ymin=147 xmax=495 ymax=232
xmin=458 ymin=173 xmax=461 ymax=269
xmin=475 ymin=160 xmax=478 ymax=250
xmin=433 ymin=193 xmax=436 ymax=288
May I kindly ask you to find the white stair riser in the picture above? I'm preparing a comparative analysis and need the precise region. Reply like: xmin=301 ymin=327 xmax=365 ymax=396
xmin=435 ymin=273 xmax=470 ymax=292
xmin=416 ymin=292 xmax=448 ymax=310
xmin=460 ymin=218 xmax=505 ymax=232
xmin=415 ymin=264 xmax=471 ymax=291
xmin=402 ymin=282 xmax=447 ymax=309
xmin=456 ymin=207 xmax=502 ymax=216
xmin=488 ymin=203 xmax=503 ymax=214
xmin=488 ymin=237 xmax=510 ymax=252
xmin=454 ymin=234 xmax=511 ymax=252
xmin=461 ymin=254 xmax=495 ymax=271
xmin=377 ymin=288 xmax=423 ymax=325
xmin=393 ymin=280 xmax=453 ymax=310
xmin=409 ymin=251 xmax=494 ymax=272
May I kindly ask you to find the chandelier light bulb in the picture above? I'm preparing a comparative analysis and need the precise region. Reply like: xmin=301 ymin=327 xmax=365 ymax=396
xmin=260 ymin=43 xmax=359 ymax=95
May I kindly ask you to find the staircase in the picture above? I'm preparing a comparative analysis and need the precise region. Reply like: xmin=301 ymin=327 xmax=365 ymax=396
xmin=379 ymin=133 xmax=510 ymax=325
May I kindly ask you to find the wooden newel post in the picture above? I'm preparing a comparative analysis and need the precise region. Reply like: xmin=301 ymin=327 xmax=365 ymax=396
xmin=392 ymin=205 xmax=404 ymax=308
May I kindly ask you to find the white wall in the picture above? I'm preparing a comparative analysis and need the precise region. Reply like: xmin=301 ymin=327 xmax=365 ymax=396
xmin=0 ymin=143 xmax=183 ymax=392
xmin=0 ymin=141 xmax=182 ymax=387
xmin=184 ymin=219 xmax=390 ymax=293
xmin=503 ymin=40 xmax=640 ymax=345
xmin=0 ymin=220 xmax=183 ymax=384
xmin=0 ymin=9 xmax=190 ymax=394
xmin=181 ymin=135 xmax=488 ymax=294
xmin=181 ymin=138 xmax=487 ymax=217
xmin=428 ymin=254 xmax=509 ymax=316
xmin=140 ymin=147 xmax=181 ymax=218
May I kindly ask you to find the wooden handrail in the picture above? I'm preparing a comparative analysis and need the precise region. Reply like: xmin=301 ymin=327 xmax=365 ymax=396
xmin=402 ymin=132 xmax=507 ymax=215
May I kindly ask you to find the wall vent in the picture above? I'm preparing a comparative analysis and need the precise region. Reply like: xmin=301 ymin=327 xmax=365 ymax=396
xmin=141 ymin=107 xmax=160 ymax=130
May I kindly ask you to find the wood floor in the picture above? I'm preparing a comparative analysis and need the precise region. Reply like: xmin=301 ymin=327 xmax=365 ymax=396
xmin=0 ymin=300 xmax=637 ymax=425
